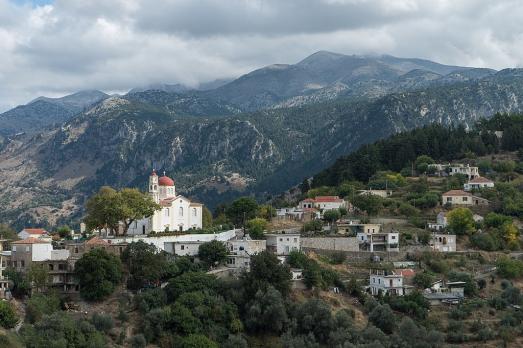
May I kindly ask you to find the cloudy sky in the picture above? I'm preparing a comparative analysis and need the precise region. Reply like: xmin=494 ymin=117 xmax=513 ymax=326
xmin=1 ymin=0 xmax=523 ymax=112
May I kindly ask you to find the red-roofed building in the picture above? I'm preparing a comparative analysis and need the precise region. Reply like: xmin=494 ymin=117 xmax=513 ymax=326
xmin=18 ymin=228 xmax=49 ymax=240
xmin=127 ymin=171 xmax=204 ymax=235
xmin=299 ymin=196 xmax=348 ymax=211
xmin=395 ymin=268 xmax=416 ymax=278
xmin=442 ymin=190 xmax=489 ymax=206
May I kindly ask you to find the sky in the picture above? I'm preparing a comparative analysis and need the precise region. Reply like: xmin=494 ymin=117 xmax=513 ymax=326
xmin=1 ymin=0 xmax=523 ymax=112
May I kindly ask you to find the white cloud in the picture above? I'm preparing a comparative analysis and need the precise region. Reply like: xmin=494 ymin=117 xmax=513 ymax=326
xmin=1 ymin=0 xmax=523 ymax=111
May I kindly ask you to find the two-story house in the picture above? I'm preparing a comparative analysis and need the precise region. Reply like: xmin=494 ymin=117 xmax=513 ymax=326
xmin=265 ymin=232 xmax=300 ymax=256
xmin=369 ymin=269 xmax=413 ymax=296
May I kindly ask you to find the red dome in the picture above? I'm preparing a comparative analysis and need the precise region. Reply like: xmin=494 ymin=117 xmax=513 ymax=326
xmin=159 ymin=175 xmax=175 ymax=186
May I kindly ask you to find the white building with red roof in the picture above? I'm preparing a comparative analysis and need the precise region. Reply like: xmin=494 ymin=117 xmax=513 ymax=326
xmin=18 ymin=228 xmax=49 ymax=240
xmin=127 ymin=170 xmax=203 ymax=235
xmin=463 ymin=177 xmax=494 ymax=191
xmin=298 ymin=196 xmax=348 ymax=211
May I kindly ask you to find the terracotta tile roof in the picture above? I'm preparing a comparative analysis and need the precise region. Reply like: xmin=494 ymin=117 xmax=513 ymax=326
xmin=12 ymin=237 xmax=51 ymax=244
xmin=395 ymin=269 xmax=416 ymax=277
xmin=86 ymin=236 xmax=109 ymax=246
xmin=21 ymin=228 xmax=48 ymax=235
xmin=468 ymin=176 xmax=493 ymax=184
xmin=443 ymin=190 xmax=472 ymax=197
xmin=314 ymin=196 xmax=343 ymax=203
xmin=302 ymin=198 xmax=315 ymax=203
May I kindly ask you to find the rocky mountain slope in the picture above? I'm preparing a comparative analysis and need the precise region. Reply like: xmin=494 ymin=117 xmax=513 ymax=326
xmin=204 ymin=51 xmax=496 ymax=111
xmin=0 ymin=90 xmax=108 ymax=136
xmin=1 ymin=52 xmax=522 ymax=228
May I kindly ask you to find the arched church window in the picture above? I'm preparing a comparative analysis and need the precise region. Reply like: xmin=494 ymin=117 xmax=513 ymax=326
xmin=165 ymin=209 xmax=169 ymax=217
xmin=193 ymin=208 xmax=197 ymax=216
xmin=179 ymin=207 xmax=184 ymax=217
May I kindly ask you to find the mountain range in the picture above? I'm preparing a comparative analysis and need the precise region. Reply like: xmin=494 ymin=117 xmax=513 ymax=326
xmin=0 ymin=51 xmax=522 ymax=229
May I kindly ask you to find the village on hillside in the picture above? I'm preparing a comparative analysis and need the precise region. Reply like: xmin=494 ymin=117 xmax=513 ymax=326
xmin=0 ymin=116 xmax=523 ymax=347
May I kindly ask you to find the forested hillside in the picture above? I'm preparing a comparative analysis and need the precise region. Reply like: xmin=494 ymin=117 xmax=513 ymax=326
xmin=312 ymin=114 xmax=523 ymax=187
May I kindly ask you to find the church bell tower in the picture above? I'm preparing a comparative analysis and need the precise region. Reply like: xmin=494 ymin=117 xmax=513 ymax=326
xmin=149 ymin=169 xmax=159 ymax=203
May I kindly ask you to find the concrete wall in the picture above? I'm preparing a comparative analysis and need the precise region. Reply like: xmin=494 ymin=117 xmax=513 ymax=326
xmin=301 ymin=237 xmax=359 ymax=252
xmin=104 ymin=229 xmax=238 ymax=252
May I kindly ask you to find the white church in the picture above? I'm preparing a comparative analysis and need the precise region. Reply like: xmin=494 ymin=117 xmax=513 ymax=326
xmin=127 ymin=170 xmax=203 ymax=235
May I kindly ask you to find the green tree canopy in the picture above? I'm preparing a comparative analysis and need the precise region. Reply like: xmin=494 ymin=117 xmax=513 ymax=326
xmin=241 ymin=251 xmax=292 ymax=298
xmin=121 ymin=240 xmax=168 ymax=290
xmin=197 ymin=240 xmax=228 ymax=267
xmin=245 ymin=286 xmax=288 ymax=334
xmin=225 ymin=197 xmax=259 ymax=226
xmin=447 ymin=207 xmax=475 ymax=235
xmin=84 ymin=186 xmax=160 ymax=235
xmin=323 ymin=210 xmax=340 ymax=224
xmin=202 ymin=206 xmax=213 ymax=229
xmin=246 ymin=218 xmax=267 ymax=240
xmin=74 ymin=248 xmax=123 ymax=301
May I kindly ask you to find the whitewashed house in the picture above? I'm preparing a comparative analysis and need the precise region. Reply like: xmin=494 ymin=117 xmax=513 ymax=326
xmin=430 ymin=233 xmax=456 ymax=252
xmin=464 ymin=177 xmax=494 ymax=191
xmin=226 ymin=238 xmax=266 ymax=270
xmin=265 ymin=232 xmax=300 ymax=256
xmin=369 ymin=269 xmax=413 ymax=296
xmin=449 ymin=164 xmax=480 ymax=179
xmin=299 ymin=196 xmax=349 ymax=211
xmin=355 ymin=224 xmax=399 ymax=252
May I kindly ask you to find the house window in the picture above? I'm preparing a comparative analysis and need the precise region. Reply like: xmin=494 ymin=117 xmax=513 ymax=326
xmin=181 ymin=245 xmax=185 ymax=250
xmin=193 ymin=208 xmax=197 ymax=216
xmin=25 ymin=246 xmax=30 ymax=252
xmin=463 ymin=197 xmax=468 ymax=202
xmin=12 ymin=261 xmax=17 ymax=268
xmin=294 ymin=238 xmax=298 ymax=242
xmin=279 ymin=238 xmax=283 ymax=242
xmin=142 ymin=226 xmax=146 ymax=234
xmin=391 ymin=236 xmax=396 ymax=240
xmin=12 ymin=246 xmax=16 ymax=252
xmin=21 ymin=260 xmax=25 ymax=268
xmin=446 ymin=197 xmax=452 ymax=202
xmin=74 ymin=247 xmax=79 ymax=254
xmin=49 ymin=264 xmax=54 ymax=271
xmin=179 ymin=207 xmax=184 ymax=217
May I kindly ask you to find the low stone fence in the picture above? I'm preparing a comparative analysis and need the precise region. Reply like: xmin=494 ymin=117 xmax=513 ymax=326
xmin=301 ymin=237 xmax=359 ymax=252
xmin=302 ymin=247 xmax=406 ymax=262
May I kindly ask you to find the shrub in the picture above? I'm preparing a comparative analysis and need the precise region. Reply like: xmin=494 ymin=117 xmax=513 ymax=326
xmin=25 ymin=292 xmax=61 ymax=324
xmin=368 ymin=304 xmax=396 ymax=334
xmin=496 ymin=257 xmax=523 ymax=279
xmin=0 ymin=301 xmax=18 ymax=329
xmin=413 ymin=272 xmax=433 ymax=289
xmin=329 ymin=252 xmax=346 ymax=265
xmin=91 ymin=313 xmax=114 ymax=333
xmin=129 ymin=334 xmax=147 ymax=348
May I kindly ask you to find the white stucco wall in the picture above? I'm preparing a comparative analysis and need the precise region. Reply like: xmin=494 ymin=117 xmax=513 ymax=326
xmin=31 ymin=243 xmax=53 ymax=261
xmin=104 ymin=229 xmax=238 ymax=253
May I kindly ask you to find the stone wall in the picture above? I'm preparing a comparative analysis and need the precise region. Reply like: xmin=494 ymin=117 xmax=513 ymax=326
xmin=301 ymin=237 xmax=359 ymax=252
